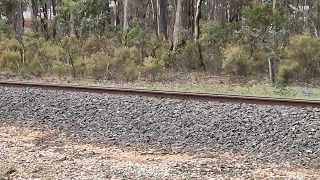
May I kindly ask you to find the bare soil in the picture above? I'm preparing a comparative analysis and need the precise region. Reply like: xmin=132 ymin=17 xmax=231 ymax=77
xmin=1 ymin=123 xmax=319 ymax=180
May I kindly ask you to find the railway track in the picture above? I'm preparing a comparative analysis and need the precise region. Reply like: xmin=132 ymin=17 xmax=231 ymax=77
xmin=0 ymin=80 xmax=319 ymax=108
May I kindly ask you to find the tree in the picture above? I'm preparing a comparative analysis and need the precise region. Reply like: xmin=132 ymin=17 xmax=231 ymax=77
xmin=157 ymin=0 xmax=168 ymax=40
xmin=172 ymin=0 xmax=183 ymax=51
xmin=194 ymin=0 xmax=204 ymax=69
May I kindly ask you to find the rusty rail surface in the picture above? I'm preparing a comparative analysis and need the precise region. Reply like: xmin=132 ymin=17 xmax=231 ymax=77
xmin=0 ymin=81 xmax=319 ymax=108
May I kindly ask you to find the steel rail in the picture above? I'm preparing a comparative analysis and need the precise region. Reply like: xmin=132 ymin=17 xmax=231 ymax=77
xmin=0 ymin=81 xmax=319 ymax=108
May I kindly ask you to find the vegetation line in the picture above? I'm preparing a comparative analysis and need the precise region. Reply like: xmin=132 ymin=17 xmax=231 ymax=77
xmin=0 ymin=1 xmax=320 ymax=86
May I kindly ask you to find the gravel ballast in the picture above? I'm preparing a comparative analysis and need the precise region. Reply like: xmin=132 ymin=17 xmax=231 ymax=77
xmin=0 ymin=86 xmax=319 ymax=167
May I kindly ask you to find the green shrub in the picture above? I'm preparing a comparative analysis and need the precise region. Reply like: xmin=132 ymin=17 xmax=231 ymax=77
xmin=222 ymin=44 xmax=251 ymax=76
xmin=52 ymin=60 xmax=73 ymax=78
xmin=277 ymin=62 xmax=301 ymax=84
xmin=111 ymin=46 xmax=142 ymax=81
xmin=251 ymin=49 xmax=269 ymax=74
xmin=59 ymin=35 xmax=83 ymax=77
xmin=142 ymin=56 xmax=165 ymax=81
xmin=0 ymin=39 xmax=22 ymax=73
xmin=29 ymin=41 xmax=64 ymax=76
xmin=199 ymin=21 xmax=227 ymax=72
xmin=158 ymin=50 xmax=176 ymax=68
xmin=83 ymin=36 xmax=117 ymax=57
xmin=0 ymin=50 xmax=21 ymax=72
xmin=123 ymin=61 xmax=140 ymax=82
xmin=282 ymin=34 xmax=320 ymax=76
xmin=174 ymin=41 xmax=199 ymax=70
xmin=126 ymin=18 xmax=158 ymax=56
xmin=84 ymin=52 xmax=112 ymax=79
xmin=0 ymin=19 xmax=11 ymax=40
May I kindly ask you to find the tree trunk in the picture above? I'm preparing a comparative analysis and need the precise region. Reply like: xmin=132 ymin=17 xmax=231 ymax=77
xmin=114 ymin=0 xmax=120 ymax=26
xmin=29 ymin=0 xmax=37 ymax=19
xmin=15 ymin=0 xmax=23 ymax=42
xmin=273 ymin=0 xmax=277 ymax=11
xmin=106 ymin=0 xmax=111 ymax=25
xmin=157 ymin=0 xmax=168 ymax=40
xmin=52 ymin=0 xmax=57 ymax=39
xmin=122 ymin=0 xmax=129 ymax=45
xmin=151 ymin=0 xmax=158 ymax=33
xmin=16 ymin=0 xmax=25 ymax=65
xmin=123 ymin=0 xmax=128 ymax=31
xmin=194 ymin=0 xmax=202 ymax=41
xmin=70 ymin=2 xmax=76 ymax=36
xmin=173 ymin=0 xmax=183 ymax=51
xmin=195 ymin=0 xmax=204 ymax=69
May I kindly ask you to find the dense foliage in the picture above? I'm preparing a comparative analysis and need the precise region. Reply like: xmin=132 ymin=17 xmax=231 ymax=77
xmin=0 ymin=0 xmax=320 ymax=84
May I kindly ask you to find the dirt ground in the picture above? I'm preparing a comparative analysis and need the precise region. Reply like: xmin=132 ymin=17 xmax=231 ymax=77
xmin=0 ymin=123 xmax=319 ymax=180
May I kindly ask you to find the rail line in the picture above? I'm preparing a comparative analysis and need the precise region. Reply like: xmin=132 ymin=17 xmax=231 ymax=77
xmin=0 ymin=81 xmax=319 ymax=108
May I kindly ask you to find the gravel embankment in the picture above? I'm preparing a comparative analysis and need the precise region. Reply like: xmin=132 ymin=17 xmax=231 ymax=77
xmin=0 ymin=86 xmax=319 ymax=167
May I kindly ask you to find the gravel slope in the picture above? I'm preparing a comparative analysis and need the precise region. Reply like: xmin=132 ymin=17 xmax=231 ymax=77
xmin=2 ymin=125 xmax=319 ymax=179
xmin=0 ymin=87 xmax=319 ymax=167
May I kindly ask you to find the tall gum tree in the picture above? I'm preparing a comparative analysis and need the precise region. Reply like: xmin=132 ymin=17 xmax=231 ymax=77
xmin=195 ymin=0 xmax=204 ymax=69
xmin=157 ymin=0 xmax=168 ymax=40
xmin=172 ymin=0 xmax=183 ymax=51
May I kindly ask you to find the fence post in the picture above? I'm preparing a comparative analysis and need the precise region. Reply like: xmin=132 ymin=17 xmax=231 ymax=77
xmin=268 ymin=57 xmax=275 ymax=85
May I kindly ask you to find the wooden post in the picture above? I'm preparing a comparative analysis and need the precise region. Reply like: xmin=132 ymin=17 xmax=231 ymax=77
xmin=268 ymin=57 xmax=275 ymax=85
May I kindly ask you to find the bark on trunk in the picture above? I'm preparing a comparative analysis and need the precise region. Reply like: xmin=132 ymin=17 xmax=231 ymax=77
xmin=15 ymin=0 xmax=23 ymax=42
xmin=52 ymin=0 xmax=58 ymax=39
xmin=157 ymin=0 xmax=168 ymax=40
xmin=173 ymin=0 xmax=183 ymax=51
xmin=123 ymin=0 xmax=128 ymax=31
xmin=70 ymin=3 xmax=76 ymax=36
xmin=194 ymin=0 xmax=202 ymax=41
xmin=114 ymin=0 xmax=120 ymax=26
xmin=195 ymin=0 xmax=204 ymax=69
xmin=106 ymin=0 xmax=111 ymax=25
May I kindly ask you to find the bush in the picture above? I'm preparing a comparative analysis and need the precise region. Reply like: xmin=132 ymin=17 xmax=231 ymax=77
xmin=59 ymin=35 xmax=83 ymax=77
xmin=125 ymin=18 xmax=158 ymax=57
xmin=277 ymin=62 xmax=301 ymax=84
xmin=142 ymin=56 xmax=165 ymax=81
xmin=0 ymin=39 xmax=22 ymax=73
xmin=0 ymin=50 xmax=21 ymax=72
xmin=174 ymin=41 xmax=199 ymax=70
xmin=199 ymin=22 xmax=224 ymax=72
xmin=84 ymin=52 xmax=112 ymax=79
xmin=27 ymin=40 xmax=64 ymax=76
xmin=123 ymin=61 xmax=140 ymax=82
xmin=282 ymin=34 xmax=320 ymax=77
xmin=83 ymin=36 xmax=117 ymax=57
xmin=251 ymin=48 xmax=269 ymax=74
xmin=52 ymin=60 xmax=73 ymax=78
xmin=222 ymin=44 xmax=251 ymax=76
xmin=0 ymin=19 xmax=11 ymax=40
xmin=111 ymin=46 xmax=142 ymax=81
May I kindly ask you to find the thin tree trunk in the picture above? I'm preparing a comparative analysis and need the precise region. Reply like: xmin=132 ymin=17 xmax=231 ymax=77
xmin=273 ymin=0 xmax=277 ymax=11
xmin=194 ymin=0 xmax=202 ymax=41
xmin=16 ymin=0 xmax=23 ymax=42
xmin=122 ymin=0 xmax=129 ymax=45
xmin=16 ymin=0 xmax=25 ymax=65
xmin=195 ymin=0 xmax=204 ymax=69
xmin=123 ymin=0 xmax=128 ymax=31
xmin=70 ymin=3 xmax=76 ymax=36
xmin=52 ymin=0 xmax=57 ymax=39
xmin=106 ymin=0 xmax=111 ymax=25
xmin=173 ymin=0 xmax=183 ymax=51
xmin=114 ymin=0 xmax=120 ymax=26
xmin=157 ymin=0 xmax=168 ymax=40
xmin=151 ymin=0 xmax=158 ymax=34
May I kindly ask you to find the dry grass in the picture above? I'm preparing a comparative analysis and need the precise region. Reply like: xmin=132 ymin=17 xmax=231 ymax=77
xmin=2 ymin=71 xmax=320 ymax=100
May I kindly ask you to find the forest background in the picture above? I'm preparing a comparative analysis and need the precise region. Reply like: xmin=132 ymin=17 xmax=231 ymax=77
xmin=0 ymin=0 xmax=320 ymax=90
